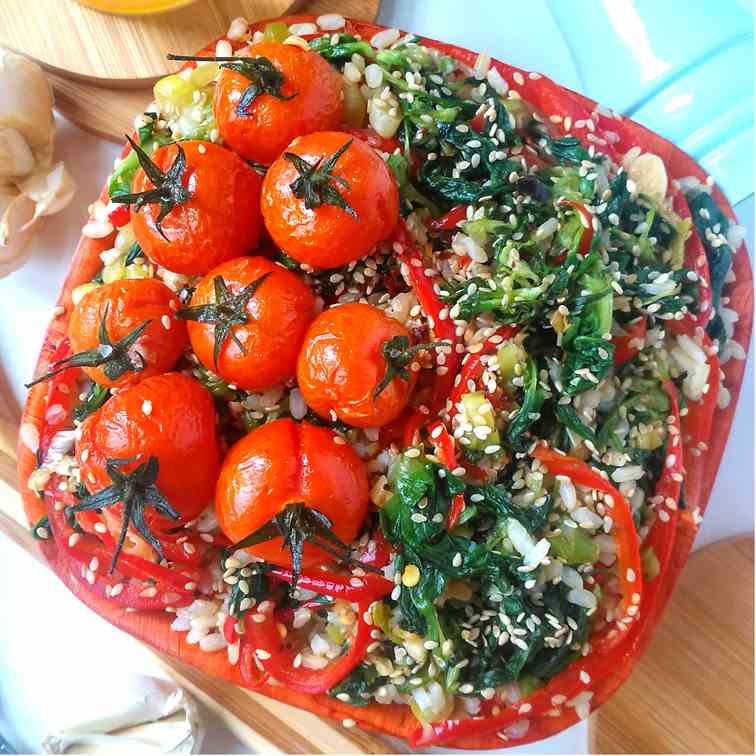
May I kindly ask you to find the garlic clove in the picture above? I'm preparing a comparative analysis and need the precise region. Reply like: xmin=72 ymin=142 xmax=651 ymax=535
xmin=18 ymin=161 xmax=76 ymax=228
xmin=0 ymin=126 xmax=35 ymax=177
xmin=627 ymin=152 xmax=668 ymax=204
xmin=0 ymin=48 xmax=55 ymax=167
xmin=0 ymin=184 xmax=36 ymax=276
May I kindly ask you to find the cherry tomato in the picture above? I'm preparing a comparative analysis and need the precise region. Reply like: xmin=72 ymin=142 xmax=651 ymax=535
xmin=69 ymin=279 xmax=187 ymax=389
xmin=77 ymin=373 xmax=221 ymax=533
xmin=216 ymin=418 xmax=368 ymax=568
xmin=130 ymin=140 xmax=263 ymax=276
xmin=261 ymin=131 xmax=399 ymax=269
xmin=183 ymin=256 xmax=317 ymax=392
xmin=297 ymin=303 xmax=419 ymax=428
xmin=213 ymin=41 xmax=344 ymax=166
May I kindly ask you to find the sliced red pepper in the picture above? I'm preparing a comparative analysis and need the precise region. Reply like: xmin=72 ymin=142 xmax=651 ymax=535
xmin=339 ymin=125 xmax=401 ymax=154
xmin=108 ymin=203 xmax=131 ymax=228
xmin=678 ymin=333 xmax=720 ymax=512
xmin=411 ymin=647 xmax=618 ymax=747
xmin=267 ymin=566 xmax=393 ymax=603
xmin=241 ymin=597 xmax=377 ymax=694
xmin=449 ymin=325 xmax=520 ymax=408
xmin=427 ymin=420 xmax=466 ymax=528
xmin=556 ymin=198 xmax=594 ymax=255
xmin=531 ymin=445 xmax=643 ymax=652
xmin=38 ymin=338 xmax=79 ymax=460
xmin=428 ymin=205 xmax=469 ymax=232
xmin=392 ymin=220 xmax=461 ymax=417
xmin=638 ymin=379 xmax=683 ymax=619
xmin=240 ymin=568 xmax=392 ymax=694
xmin=612 ymin=318 xmax=647 ymax=365
xmin=46 ymin=482 xmax=194 ymax=610
xmin=357 ymin=529 xmax=393 ymax=569
xmin=223 ymin=614 xmax=238 ymax=645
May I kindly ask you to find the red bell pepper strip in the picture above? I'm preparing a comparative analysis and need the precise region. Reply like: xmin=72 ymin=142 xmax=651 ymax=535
xmin=339 ymin=126 xmax=400 ymax=155
xmin=241 ymin=597 xmax=378 ymax=694
xmin=357 ymin=529 xmax=393 ymax=569
xmin=449 ymin=325 xmax=520 ymax=408
xmin=38 ymin=338 xmax=79 ymax=460
xmin=638 ymin=379 xmax=683 ymax=620
xmin=427 ymin=205 xmax=469 ymax=232
xmin=240 ymin=568 xmax=392 ymax=694
xmin=46 ymin=482 xmax=194 ymax=610
xmin=531 ymin=445 xmax=643 ymax=652
xmin=411 ymin=646 xmax=620 ymax=747
xmin=108 ymin=203 xmax=131 ymax=228
xmin=556 ymin=198 xmax=594 ymax=255
xmin=678 ymin=333 xmax=720 ymax=512
xmin=612 ymin=318 xmax=647 ymax=365
xmin=427 ymin=420 xmax=466 ymax=528
xmin=392 ymin=220 xmax=461 ymax=418
xmin=267 ymin=566 xmax=393 ymax=603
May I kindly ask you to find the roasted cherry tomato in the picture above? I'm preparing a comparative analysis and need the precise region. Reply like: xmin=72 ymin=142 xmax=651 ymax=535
xmin=76 ymin=373 xmax=221 ymax=554
xmin=127 ymin=140 xmax=263 ymax=276
xmin=213 ymin=41 xmax=344 ymax=166
xmin=216 ymin=418 xmax=368 ymax=570
xmin=180 ymin=256 xmax=316 ymax=392
xmin=67 ymin=279 xmax=187 ymax=389
xmin=261 ymin=131 xmax=399 ymax=269
xmin=297 ymin=303 xmax=431 ymax=428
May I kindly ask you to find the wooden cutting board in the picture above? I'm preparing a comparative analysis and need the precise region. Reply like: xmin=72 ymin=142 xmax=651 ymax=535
xmin=40 ymin=0 xmax=381 ymax=142
xmin=590 ymin=536 xmax=754 ymax=754
xmin=0 ymin=0 xmax=300 ymax=84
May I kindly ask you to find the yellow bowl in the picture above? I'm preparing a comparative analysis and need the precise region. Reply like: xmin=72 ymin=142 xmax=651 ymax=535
xmin=75 ymin=0 xmax=197 ymax=15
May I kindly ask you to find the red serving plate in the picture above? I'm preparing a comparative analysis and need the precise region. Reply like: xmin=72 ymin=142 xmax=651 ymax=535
xmin=17 ymin=15 xmax=753 ymax=749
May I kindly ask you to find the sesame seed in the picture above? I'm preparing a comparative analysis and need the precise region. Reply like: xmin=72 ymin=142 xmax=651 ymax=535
xmin=626 ymin=568 xmax=636 ymax=582
xmin=142 ymin=399 xmax=153 ymax=416
xmin=110 ymin=583 xmax=124 ymax=597
xmin=161 ymin=314 xmax=171 ymax=330
xmin=342 ymin=718 xmax=356 ymax=728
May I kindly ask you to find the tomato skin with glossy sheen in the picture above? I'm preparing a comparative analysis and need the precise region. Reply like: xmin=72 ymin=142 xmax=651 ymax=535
xmin=186 ymin=256 xmax=317 ymax=392
xmin=76 ymin=373 xmax=221 ymax=528
xmin=130 ymin=140 xmax=263 ymax=276
xmin=297 ymin=303 xmax=417 ymax=428
xmin=69 ymin=279 xmax=187 ymax=389
xmin=216 ymin=419 xmax=368 ymax=568
xmin=261 ymin=131 xmax=399 ymax=269
xmin=213 ymin=41 xmax=344 ymax=166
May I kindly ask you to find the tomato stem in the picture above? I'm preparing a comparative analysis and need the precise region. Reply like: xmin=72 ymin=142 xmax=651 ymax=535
xmin=284 ymin=139 xmax=358 ymax=219
xmin=176 ymin=272 xmax=271 ymax=369
xmin=111 ymin=136 xmax=192 ymax=241
xmin=373 ymin=335 xmax=444 ymax=399
xmin=25 ymin=305 xmax=150 ymax=388
xmin=68 ymin=456 xmax=180 ymax=572
xmin=167 ymin=54 xmax=296 ymax=116
xmin=227 ymin=502 xmax=361 ymax=588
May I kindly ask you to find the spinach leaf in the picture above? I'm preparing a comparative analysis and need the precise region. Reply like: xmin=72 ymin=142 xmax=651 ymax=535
xmin=504 ymin=357 xmax=546 ymax=450
xmin=686 ymin=189 xmax=734 ymax=341
xmin=329 ymin=664 xmax=388 ymax=705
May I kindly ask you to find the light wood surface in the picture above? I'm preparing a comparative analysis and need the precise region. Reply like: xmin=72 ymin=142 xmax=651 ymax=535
xmin=591 ymin=536 xmax=755 ymax=754
xmin=41 ymin=0 xmax=381 ymax=142
xmin=0 ymin=0 xmax=299 ymax=84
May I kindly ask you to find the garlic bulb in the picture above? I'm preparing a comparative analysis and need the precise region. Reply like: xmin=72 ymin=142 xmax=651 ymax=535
xmin=0 ymin=47 xmax=76 ymax=277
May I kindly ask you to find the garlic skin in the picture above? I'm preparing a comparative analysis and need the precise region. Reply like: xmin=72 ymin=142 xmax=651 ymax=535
xmin=41 ymin=675 xmax=205 ymax=754
xmin=0 ymin=47 xmax=76 ymax=277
